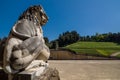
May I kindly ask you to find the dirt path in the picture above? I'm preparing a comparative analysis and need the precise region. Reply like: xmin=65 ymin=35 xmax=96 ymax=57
xmin=49 ymin=60 xmax=120 ymax=80
xmin=110 ymin=52 xmax=120 ymax=57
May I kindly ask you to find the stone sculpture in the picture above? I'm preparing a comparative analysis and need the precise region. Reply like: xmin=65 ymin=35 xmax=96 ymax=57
xmin=3 ymin=5 xmax=50 ymax=75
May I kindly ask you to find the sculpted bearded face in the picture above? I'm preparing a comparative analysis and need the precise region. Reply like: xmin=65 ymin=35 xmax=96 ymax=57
xmin=19 ymin=5 xmax=48 ymax=26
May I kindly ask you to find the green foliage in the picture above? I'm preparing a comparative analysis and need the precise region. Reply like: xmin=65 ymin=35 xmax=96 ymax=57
xmin=65 ymin=42 xmax=120 ymax=57
xmin=45 ymin=31 xmax=120 ymax=50
xmin=58 ymin=31 xmax=80 ymax=47
xmin=66 ymin=42 xmax=120 ymax=49
xmin=0 ymin=37 xmax=7 ymax=61
xmin=49 ymin=30 xmax=80 ymax=48
xmin=70 ymin=48 xmax=101 ymax=56
xmin=49 ymin=40 xmax=58 ymax=49
xmin=44 ymin=37 xmax=50 ymax=47
xmin=80 ymin=32 xmax=120 ymax=43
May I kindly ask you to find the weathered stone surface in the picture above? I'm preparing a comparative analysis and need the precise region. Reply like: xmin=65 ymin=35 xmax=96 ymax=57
xmin=14 ymin=67 xmax=60 ymax=80
xmin=0 ymin=5 xmax=60 ymax=80
xmin=0 ymin=68 xmax=8 ymax=80
xmin=0 ymin=67 xmax=60 ymax=80
xmin=3 ymin=5 xmax=50 ymax=74
xmin=38 ymin=67 xmax=60 ymax=80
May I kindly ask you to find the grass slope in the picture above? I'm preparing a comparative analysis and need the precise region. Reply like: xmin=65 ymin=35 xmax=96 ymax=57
xmin=65 ymin=42 xmax=120 ymax=57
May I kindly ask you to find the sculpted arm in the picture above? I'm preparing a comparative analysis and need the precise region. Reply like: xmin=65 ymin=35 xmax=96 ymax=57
xmin=3 ymin=38 xmax=22 ymax=74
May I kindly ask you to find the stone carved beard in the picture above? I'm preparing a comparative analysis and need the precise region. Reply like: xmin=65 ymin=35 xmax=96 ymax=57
xmin=18 ymin=5 xmax=48 ymax=26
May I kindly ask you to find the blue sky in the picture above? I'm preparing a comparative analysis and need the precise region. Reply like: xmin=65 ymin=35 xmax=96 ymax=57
xmin=0 ymin=0 xmax=120 ymax=41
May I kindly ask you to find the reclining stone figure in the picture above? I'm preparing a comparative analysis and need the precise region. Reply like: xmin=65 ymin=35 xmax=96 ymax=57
xmin=3 ymin=5 xmax=50 ymax=74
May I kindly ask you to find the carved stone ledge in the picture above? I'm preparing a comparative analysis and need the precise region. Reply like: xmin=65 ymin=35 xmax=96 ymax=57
xmin=0 ymin=67 xmax=60 ymax=80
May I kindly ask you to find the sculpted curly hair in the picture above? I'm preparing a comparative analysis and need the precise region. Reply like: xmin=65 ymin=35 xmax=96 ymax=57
xmin=18 ymin=5 xmax=48 ymax=26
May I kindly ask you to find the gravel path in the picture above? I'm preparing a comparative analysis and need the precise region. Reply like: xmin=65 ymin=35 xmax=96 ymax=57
xmin=49 ymin=60 xmax=120 ymax=80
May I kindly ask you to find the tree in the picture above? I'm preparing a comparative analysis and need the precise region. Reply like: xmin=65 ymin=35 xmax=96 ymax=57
xmin=0 ymin=37 xmax=7 ymax=61
xmin=44 ymin=37 xmax=50 ymax=47
xmin=57 ymin=30 xmax=80 ymax=47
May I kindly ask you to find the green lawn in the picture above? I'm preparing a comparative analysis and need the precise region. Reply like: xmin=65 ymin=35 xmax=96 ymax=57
xmin=65 ymin=42 xmax=120 ymax=57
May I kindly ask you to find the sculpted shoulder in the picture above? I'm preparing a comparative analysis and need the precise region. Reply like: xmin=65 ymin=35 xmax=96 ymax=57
xmin=11 ymin=19 xmax=37 ymax=40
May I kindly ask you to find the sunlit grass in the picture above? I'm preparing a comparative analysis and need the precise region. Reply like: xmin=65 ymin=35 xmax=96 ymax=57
xmin=65 ymin=42 xmax=120 ymax=57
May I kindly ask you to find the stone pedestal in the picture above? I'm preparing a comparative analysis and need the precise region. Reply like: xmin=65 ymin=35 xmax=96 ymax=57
xmin=0 ymin=68 xmax=8 ymax=80
xmin=0 ymin=67 xmax=60 ymax=80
